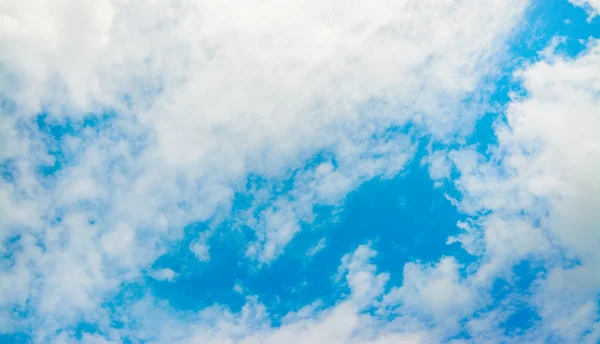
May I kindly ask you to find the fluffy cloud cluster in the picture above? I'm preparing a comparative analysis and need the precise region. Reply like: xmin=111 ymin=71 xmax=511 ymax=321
xmin=1 ymin=0 xmax=598 ymax=343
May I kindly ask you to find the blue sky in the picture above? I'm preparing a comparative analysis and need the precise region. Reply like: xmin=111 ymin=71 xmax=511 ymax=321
xmin=1 ymin=1 xmax=599 ymax=343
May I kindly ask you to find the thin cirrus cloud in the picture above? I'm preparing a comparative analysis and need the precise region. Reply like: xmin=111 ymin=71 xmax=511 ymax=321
xmin=0 ymin=0 xmax=598 ymax=343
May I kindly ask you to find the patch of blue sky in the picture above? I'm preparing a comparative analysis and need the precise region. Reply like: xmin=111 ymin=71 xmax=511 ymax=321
xmin=148 ymin=221 xmax=249 ymax=313
xmin=147 ymin=127 xmax=421 ymax=319
xmin=0 ymin=159 xmax=17 ymax=183
xmin=0 ymin=333 xmax=30 ymax=344
xmin=32 ymin=112 xmax=115 ymax=177
xmin=73 ymin=322 xmax=102 ymax=341
xmin=141 ymin=0 xmax=600 ymax=326
xmin=449 ymin=262 xmax=546 ymax=341
xmin=501 ymin=304 xmax=541 ymax=337
xmin=0 ymin=306 xmax=32 ymax=343
xmin=145 ymin=139 xmax=469 ymax=325
xmin=488 ymin=261 xmax=547 ymax=334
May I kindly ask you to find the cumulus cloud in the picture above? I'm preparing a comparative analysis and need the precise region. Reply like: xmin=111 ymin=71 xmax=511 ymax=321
xmin=74 ymin=242 xmax=510 ymax=343
xmin=338 ymin=244 xmax=389 ymax=309
xmin=151 ymin=268 xmax=178 ymax=282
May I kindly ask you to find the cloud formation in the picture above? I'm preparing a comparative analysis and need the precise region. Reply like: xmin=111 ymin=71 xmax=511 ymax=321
xmin=1 ymin=0 xmax=598 ymax=343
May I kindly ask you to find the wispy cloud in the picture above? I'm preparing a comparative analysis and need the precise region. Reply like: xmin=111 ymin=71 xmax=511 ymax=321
xmin=306 ymin=238 xmax=327 ymax=257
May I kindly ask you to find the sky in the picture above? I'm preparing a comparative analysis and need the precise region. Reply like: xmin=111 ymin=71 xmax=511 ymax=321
xmin=0 ymin=0 xmax=599 ymax=343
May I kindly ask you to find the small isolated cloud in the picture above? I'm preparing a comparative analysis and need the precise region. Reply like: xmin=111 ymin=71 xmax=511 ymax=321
xmin=190 ymin=241 xmax=210 ymax=262
xmin=150 ymin=268 xmax=178 ymax=282
xmin=233 ymin=284 xmax=244 ymax=295
xmin=384 ymin=257 xmax=476 ymax=325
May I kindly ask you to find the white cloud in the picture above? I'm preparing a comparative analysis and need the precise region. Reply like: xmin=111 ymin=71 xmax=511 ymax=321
xmin=190 ymin=238 xmax=210 ymax=262
xmin=151 ymin=268 xmax=178 ymax=282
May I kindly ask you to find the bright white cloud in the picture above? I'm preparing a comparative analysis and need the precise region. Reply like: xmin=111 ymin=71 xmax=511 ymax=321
xmin=151 ymin=268 xmax=178 ymax=282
